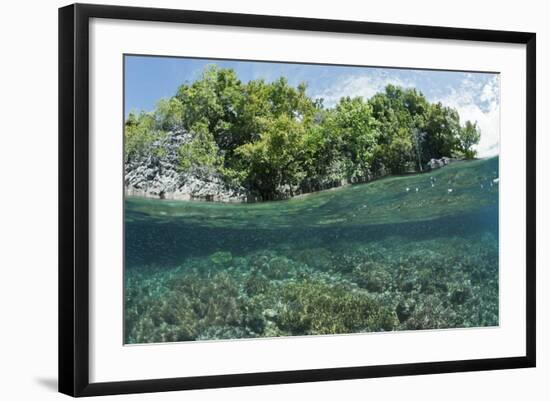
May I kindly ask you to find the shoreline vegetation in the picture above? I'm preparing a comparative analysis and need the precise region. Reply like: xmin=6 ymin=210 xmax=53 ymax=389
xmin=125 ymin=66 xmax=481 ymax=203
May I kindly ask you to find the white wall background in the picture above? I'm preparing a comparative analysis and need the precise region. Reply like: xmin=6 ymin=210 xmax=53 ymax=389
xmin=0 ymin=0 xmax=546 ymax=399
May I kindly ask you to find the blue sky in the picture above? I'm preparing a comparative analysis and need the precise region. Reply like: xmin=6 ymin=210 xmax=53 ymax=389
xmin=125 ymin=55 xmax=500 ymax=157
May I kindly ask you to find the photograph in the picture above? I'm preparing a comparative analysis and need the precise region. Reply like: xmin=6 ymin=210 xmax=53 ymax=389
xmin=123 ymin=55 xmax=500 ymax=344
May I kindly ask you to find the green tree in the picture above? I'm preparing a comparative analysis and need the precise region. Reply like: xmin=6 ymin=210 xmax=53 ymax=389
xmin=175 ymin=65 xmax=244 ymax=150
xmin=232 ymin=78 xmax=318 ymax=142
xmin=325 ymin=97 xmax=379 ymax=179
xmin=235 ymin=115 xmax=308 ymax=200
xmin=423 ymin=102 xmax=461 ymax=161
xmin=178 ymin=121 xmax=223 ymax=174
xmin=368 ymin=85 xmax=429 ymax=173
xmin=230 ymin=79 xmax=272 ymax=146
xmin=457 ymin=120 xmax=481 ymax=159
xmin=124 ymin=111 xmax=165 ymax=161
xmin=155 ymin=97 xmax=184 ymax=131
xmin=375 ymin=127 xmax=414 ymax=174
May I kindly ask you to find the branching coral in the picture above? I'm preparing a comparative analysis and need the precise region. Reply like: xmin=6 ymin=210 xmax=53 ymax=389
xmin=125 ymin=231 xmax=498 ymax=343
xmin=274 ymin=281 xmax=397 ymax=335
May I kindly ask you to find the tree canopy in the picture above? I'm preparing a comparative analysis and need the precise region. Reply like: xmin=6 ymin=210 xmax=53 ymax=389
xmin=125 ymin=66 xmax=482 ymax=200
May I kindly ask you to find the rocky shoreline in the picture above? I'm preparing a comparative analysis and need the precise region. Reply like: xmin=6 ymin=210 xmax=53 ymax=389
xmin=125 ymin=129 xmax=248 ymax=202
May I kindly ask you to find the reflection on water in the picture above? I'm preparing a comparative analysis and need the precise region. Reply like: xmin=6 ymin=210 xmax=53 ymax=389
xmin=125 ymin=157 xmax=499 ymax=344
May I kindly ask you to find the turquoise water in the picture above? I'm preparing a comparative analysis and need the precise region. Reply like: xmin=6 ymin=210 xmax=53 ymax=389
xmin=124 ymin=157 xmax=499 ymax=344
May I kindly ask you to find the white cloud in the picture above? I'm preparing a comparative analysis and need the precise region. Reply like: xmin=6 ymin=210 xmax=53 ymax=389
xmin=312 ymin=73 xmax=414 ymax=107
xmin=435 ymin=74 xmax=500 ymax=158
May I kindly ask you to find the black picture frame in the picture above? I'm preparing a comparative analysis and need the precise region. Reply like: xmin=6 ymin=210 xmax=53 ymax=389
xmin=59 ymin=3 xmax=536 ymax=397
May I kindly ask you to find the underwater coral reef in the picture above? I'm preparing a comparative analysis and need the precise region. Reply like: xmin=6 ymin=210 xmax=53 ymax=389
xmin=125 ymin=234 xmax=498 ymax=343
